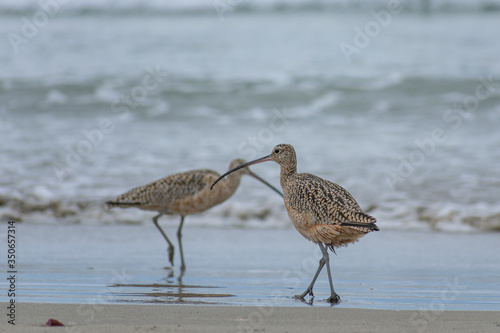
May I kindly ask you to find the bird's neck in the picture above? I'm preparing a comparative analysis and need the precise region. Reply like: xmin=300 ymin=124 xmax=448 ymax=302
xmin=225 ymin=172 xmax=243 ymax=194
xmin=279 ymin=163 xmax=297 ymax=188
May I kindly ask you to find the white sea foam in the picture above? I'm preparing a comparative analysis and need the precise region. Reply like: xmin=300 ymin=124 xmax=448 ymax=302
xmin=46 ymin=90 xmax=68 ymax=104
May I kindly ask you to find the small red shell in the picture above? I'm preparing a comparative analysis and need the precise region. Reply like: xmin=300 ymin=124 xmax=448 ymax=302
xmin=46 ymin=319 xmax=64 ymax=326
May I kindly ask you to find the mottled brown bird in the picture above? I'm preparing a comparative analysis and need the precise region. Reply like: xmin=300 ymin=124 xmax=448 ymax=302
xmin=211 ymin=144 xmax=378 ymax=303
xmin=107 ymin=159 xmax=282 ymax=272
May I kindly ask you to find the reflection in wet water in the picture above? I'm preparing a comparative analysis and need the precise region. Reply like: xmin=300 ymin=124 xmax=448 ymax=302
xmin=109 ymin=279 xmax=234 ymax=304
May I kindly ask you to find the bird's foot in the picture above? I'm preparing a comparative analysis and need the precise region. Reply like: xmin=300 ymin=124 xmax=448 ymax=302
xmin=327 ymin=293 xmax=341 ymax=304
xmin=294 ymin=294 xmax=314 ymax=306
xmin=294 ymin=287 xmax=314 ymax=300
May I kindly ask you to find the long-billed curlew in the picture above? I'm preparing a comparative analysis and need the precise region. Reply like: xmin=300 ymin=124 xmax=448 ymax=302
xmin=211 ymin=144 xmax=378 ymax=304
xmin=107 ymin=159 xmax=282 ymax=272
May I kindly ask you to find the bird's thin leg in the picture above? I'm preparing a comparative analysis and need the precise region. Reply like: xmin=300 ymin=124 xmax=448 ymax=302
xmin=319 ymin=243 xmax=340 ymax=304
xmin=177 ymin=216 xmax=186 ymax=273
xmin=152 ymin=212 xmax=175 ymax=267
xmin=294 ymin=243 xmax=327 ymax=300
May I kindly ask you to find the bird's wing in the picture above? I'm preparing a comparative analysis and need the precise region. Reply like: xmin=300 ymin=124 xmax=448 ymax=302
xmin=107 ymin=169 xmax=218 ymax=208
xmin=290 ymin=173 xmax=376 ymax=228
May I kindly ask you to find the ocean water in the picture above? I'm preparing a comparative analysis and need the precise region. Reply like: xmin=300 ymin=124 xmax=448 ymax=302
xmin=1 ymin=0 xmax=500 ymax=232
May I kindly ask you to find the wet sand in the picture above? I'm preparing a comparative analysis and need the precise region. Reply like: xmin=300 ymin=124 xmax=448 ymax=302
xmin=1 ymin=224 xmax=499 ymax=331
xmin=3 ymin=302 xmax=500 ymax=333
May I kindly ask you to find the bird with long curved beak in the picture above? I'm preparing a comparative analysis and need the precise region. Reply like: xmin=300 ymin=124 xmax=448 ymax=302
xmin=211 ymin=144 xmax=378 ymax=304
xmin=107 ymin=158 xmax=282 ymax=272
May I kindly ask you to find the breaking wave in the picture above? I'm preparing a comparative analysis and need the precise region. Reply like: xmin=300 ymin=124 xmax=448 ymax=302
xmin=2 ymin=194 xmax=499 ymax=232
xmin=1 ymin=0 xmax=500 ymax=17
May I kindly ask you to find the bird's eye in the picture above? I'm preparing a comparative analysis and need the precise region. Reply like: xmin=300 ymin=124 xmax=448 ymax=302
xmin=274 ymin=149 xmax=280 ymax=154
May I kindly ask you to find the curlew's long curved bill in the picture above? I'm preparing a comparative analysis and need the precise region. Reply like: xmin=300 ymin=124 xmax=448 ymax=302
xmin=210 ymin=155 xmax=281 ymax=197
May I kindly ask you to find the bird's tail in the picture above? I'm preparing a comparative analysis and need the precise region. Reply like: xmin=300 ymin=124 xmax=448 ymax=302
xmin=340 ymin=221 xmax=379 ymax=231
xmin=105 ymin=201 xmax=142 ymax=208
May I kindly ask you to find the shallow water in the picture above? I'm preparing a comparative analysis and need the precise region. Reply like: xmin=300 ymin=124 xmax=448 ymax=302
xmin=4 ymin=224 xmax=499 ymax=310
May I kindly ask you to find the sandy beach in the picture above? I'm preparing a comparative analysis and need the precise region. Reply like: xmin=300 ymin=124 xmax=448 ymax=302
xmin=1 ymin=302 xmax=498 ymax=333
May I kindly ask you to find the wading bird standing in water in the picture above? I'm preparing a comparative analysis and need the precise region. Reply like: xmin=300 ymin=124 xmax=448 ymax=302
xmin=107 ymin=159 xmax=282 ymax=272
xmin=211 ymin=144 xmax=378 ymax=304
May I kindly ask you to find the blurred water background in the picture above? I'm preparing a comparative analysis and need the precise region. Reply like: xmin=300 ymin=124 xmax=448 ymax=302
xmin=1 ymin=0 xmax=500 ymax=232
